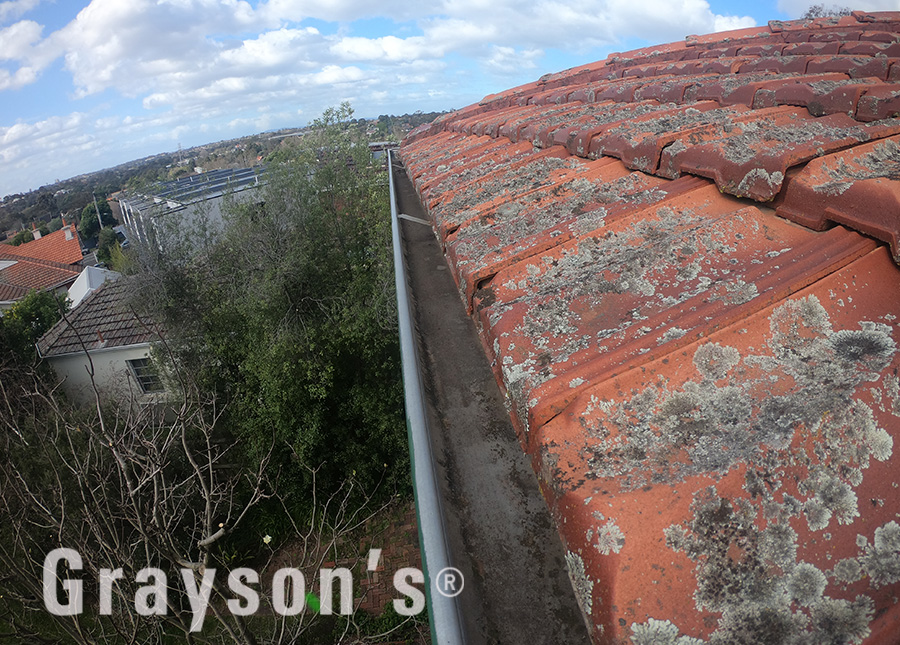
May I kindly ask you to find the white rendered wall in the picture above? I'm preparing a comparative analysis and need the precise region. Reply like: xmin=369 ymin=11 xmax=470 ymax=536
xmin=47 ymin=344 xmax=159 ymax=406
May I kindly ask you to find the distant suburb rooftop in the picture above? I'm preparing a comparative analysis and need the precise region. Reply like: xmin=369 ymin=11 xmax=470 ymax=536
xmin=399 ymin=11 xmax=900 ymax=645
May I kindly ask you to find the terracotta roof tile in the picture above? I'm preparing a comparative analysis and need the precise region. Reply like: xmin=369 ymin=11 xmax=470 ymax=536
xmin=856 ymin=84 xmax=900 ymax=121
xmin=400 ymin=11 xmax=900 ymax=645
xmin=752 ymin=75 xmax=878 ymax=116
xmin=0 ymin=225 xmax=83 ymax=265
xmin=777 ymin=135 xmax=900 ymax=260
xmin=0 ymin=252 xmax=81 ymax=300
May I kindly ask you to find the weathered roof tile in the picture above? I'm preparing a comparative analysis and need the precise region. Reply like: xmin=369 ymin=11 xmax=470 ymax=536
xmin=856 ymin=84 xmax=900 ymax=121
xmin=777 ymin=135 xmax=900 ymax=260
xmin=753 ymin=75 xmax=877 ymax=116
xmin=399 ymin=13 xmax=900 ymax=644
xmin=37 ymin=279 xmax=155 ymax=357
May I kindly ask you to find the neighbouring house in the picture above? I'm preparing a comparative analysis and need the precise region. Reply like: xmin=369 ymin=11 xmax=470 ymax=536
xmin=399 ymin=11 xmax=900 ymax=645
xmin=0 ymin=223 xmax=87 ymax=312
xmin=37 ymin=279 xmax=163 ymax=406
xmin=0 ymin=253 xmax=81 ymax=312
xmin=118 ymin=166 xmax=265 ymax=248
xmin=1 ymin=223 xmax=84 ymax=265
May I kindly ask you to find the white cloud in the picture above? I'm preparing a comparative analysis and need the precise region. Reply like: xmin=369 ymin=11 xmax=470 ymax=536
xmin=485 ymin=45 xmax=542 ymax=75
xmin=313 ymin=65 xmax=366 ymax=85
xmin=0 ymin=19 xmax=42 ymax=60
xmin=714 ymin=14 xmax=757 ymax=32
xmin=256 ymin=0 xmax=422 ymax=24
xmin=422 ymin=17 xmax=499 ymax=51
xmin=0 ymin=0 xmax=40 ymax=25
xmin=330 ymin=35 xmax=432 ymax=62
xmin=1 ymin=0 xmax=756 ymax=104
xmin=0 ymin=112 xmax=89 ymax=171
xmin=0 ymin=65 xmax=37 ymax=90
xmin=0 ymin=0 xmax=766 ymax=195
xmin=217 ymin=27 xmax=323 ymax=72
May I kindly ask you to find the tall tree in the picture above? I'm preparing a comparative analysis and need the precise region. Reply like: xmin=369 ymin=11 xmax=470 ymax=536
xmin=79 ymin=198 xmax=116 ymax=239
xmin=133 ymin=103 xmax=406 ymax=509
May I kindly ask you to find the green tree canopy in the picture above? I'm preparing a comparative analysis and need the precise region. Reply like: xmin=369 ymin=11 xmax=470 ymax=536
xmin=134 ymin=103 xmax=406 ymax=509
xmin=9 ymin=229 xmax=33 ymax=246
xmin=0 ymin=289 xmax=68 ymax=362
xmin=95 ymin=227 xmax=119 ymax=264
xmin=79 ymin=198 xmax=116 ymax=239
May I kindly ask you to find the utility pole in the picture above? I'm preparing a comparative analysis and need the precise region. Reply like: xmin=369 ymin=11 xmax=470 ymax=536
xmin=93 ymin=192 xmax=104 ymax=230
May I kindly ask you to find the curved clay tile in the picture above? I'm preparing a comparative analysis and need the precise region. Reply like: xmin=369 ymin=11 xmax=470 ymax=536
xmin=401 ymin=11 xmax=900 ymax=645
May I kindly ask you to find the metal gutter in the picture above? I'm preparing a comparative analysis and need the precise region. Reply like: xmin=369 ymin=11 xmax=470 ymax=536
xmin=388 ymin=148 xmax=467 ymax=645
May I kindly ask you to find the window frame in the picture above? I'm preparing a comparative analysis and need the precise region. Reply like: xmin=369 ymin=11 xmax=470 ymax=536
xmin=127 ymin=357 xmax=165 ymax=394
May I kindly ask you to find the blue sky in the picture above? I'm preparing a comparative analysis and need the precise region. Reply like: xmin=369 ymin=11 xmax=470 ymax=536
xmin=1 ymin=0 xmax=897 ymax=198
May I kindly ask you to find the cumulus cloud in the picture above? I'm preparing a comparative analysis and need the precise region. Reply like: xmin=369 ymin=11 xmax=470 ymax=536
xmin=714 ymin=14 xmax=757 ymax=32
xmin=256 ymin=0 xmax=423 ymax=24
xmin=485 ymin=46 xmax=543 ymax=75
xmin=0 ymin=19 xmax=42 ymax=60
xmin=0 ymin=112 xmax=90 ymax=170
xmin=219 ymin=27 xmax=323 ymax=71
xmin=0 ymin=0 xmax=40 ymax=25
xmin=330 ymin=35 xmax=432 ymax=62
xmin=2 ymin=0 xmax=757 ymax=102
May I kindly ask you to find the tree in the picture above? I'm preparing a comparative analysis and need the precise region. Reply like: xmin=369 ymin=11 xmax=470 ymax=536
xmin=0 ymin=289 xmax=68 ymax=362
xmin=802 ymin=4 xmax=852 ymax=18
xmin=131 ymin=103 xmax=407 ymax=509
xmin=48 ymin=217 xmax=64 ymax=232
xmin=0 ymin=106 xmax=424 ymax=645
xmin=96 ymin=227 xmax=119 ymax=265
xmin=79 ymin=198 xmax=116 ymax=240
xmin=0 ymin=339 xmax=409 ymax=644
xmin=10 ymin=229 xmax=33 ymax=246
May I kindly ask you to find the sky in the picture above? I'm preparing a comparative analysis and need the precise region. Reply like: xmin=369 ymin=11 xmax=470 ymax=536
xmin=2 ymin=0 xmax=899 ymax=198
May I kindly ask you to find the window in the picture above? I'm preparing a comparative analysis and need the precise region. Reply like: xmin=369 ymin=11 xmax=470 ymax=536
xmin=127 ymin=358 xmax=164 ymax=394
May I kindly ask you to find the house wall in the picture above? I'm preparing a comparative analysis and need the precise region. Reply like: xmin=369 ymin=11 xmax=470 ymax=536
xmin=47 ymin=344 xmax=159 ymax=406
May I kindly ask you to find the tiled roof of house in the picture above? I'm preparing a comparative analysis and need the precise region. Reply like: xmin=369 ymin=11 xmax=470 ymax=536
xmin=37 ymin=279 xmax=155 ymax=358
xmin=1 ymin=225 xmax=84 ymax=265
xmin=400 ymin=11 xmax=900 ymax=645
xmin=0 ymin=252 xmax=81 ymax=302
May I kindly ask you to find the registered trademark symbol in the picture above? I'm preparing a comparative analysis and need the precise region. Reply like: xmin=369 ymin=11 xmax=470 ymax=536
xmin=434 ymin=567 xmax=464 ymax=598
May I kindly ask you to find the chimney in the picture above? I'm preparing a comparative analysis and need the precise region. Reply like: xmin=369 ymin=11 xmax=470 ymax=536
xmin=64 ymin=227 xmax=73 ymax=241
xmin=32 ymin=223 xmax=42 ymax=239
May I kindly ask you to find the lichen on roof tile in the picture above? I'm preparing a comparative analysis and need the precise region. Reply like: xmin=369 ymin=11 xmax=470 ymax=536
xmin=399 ymin=12 xmax=900 ymax=644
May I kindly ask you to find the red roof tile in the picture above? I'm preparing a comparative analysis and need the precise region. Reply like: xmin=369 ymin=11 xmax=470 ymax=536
xmin=0 ymin=225 xmax=84 ymax=265
xmin=400 ymin=12 xmax=900 ymax=645
xmin=0 ymin=252 xmax=81 ymax=301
